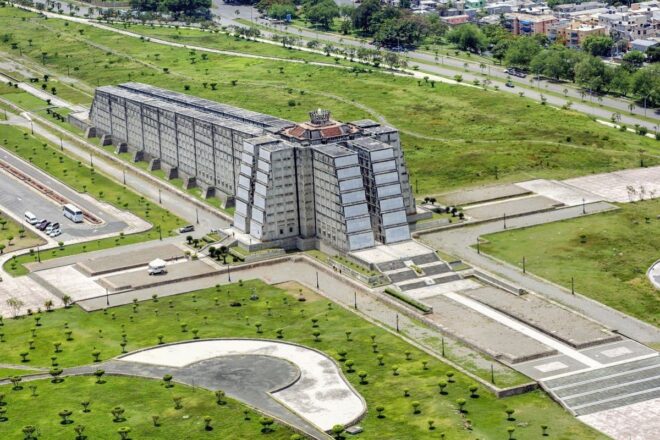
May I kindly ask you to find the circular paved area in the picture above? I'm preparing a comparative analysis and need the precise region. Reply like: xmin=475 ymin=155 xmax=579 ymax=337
xmin=648 ymin=260 xmax=660 ymax=290
xmin=120 ymin=339 xmax=366 ymax=432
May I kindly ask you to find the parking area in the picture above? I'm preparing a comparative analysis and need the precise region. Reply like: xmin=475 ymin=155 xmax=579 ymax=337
xmin=564 ymin=166 xmax=660 ymax=203
xmin=0 ymin=149 xmax=139 ymax=243
xmin=98 ymin=259 xmax=218 ymax=292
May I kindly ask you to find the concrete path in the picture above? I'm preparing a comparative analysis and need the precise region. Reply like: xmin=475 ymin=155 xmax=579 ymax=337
xmin=419 ymin=202 xmax=660 ymax=345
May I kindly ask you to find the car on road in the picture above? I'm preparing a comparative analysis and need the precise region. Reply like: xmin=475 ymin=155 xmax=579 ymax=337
xmin=179 ymin=225 xmax=194 ymax=233
xmin=505 ymin=81 xmax=515 ymax=88
xmin=505 ymin=68 xmax=527 ymax=78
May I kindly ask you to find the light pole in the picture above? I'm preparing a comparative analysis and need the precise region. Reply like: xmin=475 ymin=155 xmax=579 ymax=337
xmin=522 ymin=256 xmax=526 ymax=274
xmin=316 ymin=271 xmax=319 ymax=289
xmin=158 ymin=188 xmax=162 ymax=204
xmin=89 ymin=152 xmax=93 ymax=167
xmin=227 ymin=261 xmax=231 ymax=282
xmin=36 ymin=245 xmax=41 ymax=263
xmin=196 ymin=208 xmax=199 ymax=225
xmin=503 ymin=213 xmax=507 ymax=230
xmin=582 ymin=198 xmax=586 ymax=214
xmin=106 ymin=288 xmax=110 ymax=306
xmin=30 ymin=120 xmax=34 ymax=134
xmin=59 ymin=137 xmax=63 ymax=151
xmin=571 ymin=276 xmax=575 ymax=295
xmin=122 ymin=169 xmax=126 ymax=185
xmin=476 ymin=238 xmax=480 ymax=254
xmin=158 ymin=225 xmax=162 ymax=241
xmin=395 ymin=313 xmax=399 ymax=332
xmin=354 ymin=291 xmax=357 ymax=310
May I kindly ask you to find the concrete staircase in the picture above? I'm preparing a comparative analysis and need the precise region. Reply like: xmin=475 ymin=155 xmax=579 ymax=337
xmin=542 ymin=355 xmax=660 ymax=416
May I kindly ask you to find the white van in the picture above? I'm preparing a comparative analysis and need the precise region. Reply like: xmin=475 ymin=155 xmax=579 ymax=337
xmin=24 ymin=211 xmax=39 ymax=225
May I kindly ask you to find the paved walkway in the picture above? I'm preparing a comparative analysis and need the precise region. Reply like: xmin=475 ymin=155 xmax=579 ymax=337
xmin=419 ymin=202 xmax=660 ymax=345
xmin=122 ymin=339 xmax=365 ymax=433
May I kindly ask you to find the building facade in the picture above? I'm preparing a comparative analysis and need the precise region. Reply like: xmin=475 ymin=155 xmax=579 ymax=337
xmin=90 ymin=83 xmax=416 ymax=252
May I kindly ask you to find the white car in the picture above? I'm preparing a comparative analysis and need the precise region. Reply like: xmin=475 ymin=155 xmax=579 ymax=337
xmin=48 ymin=229 xmax=62 ymax=237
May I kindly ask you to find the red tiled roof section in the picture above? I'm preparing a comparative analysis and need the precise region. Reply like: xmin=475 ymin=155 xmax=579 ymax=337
xmin=320 ymin=126 xmax=343 ymax=138
xmin=288 ymin=125 xmax=307 ymax=138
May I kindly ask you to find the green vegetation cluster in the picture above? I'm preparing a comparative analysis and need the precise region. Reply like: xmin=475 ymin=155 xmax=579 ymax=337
xmin=0 ymin=280 xmax=605 ymax=439
xmin=448 ymin=24 xmax=660 ymax=105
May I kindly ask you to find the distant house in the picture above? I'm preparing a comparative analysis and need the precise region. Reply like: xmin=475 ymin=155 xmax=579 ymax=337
xmin=630 ymin=38 xmax=659 ymax=52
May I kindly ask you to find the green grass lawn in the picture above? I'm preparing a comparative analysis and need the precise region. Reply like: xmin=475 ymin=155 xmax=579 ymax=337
xmin=0 ymin=8 xmax=657 ymax=197
xmin=479 ymin=200 xmax=660 ymax=326
xmin=0 ymin=125 xmax=186 ymax=276
xmin=108 ymin=21 xmax=356 ymax=66
xmin=0 ymin=375 xmax=294 ymax=439
xmin=0 ymin=211 xmax=44 ymax=253
xmin=0 ymin=279 xmax=604 ymax=439
xmin=0 ymin=83 xmax=48 ymax=111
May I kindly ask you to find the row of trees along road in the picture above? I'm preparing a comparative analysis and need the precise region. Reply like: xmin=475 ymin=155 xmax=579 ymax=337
xmin=130 ymin=0 xmax=212 ymax=20
xmin=256 ymin=0 xmax=448 ymax=48
xmin=448 ymin=23 xmax=660 ymax=106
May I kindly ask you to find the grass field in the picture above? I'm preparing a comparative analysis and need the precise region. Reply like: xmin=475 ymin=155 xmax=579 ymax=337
xmin=479 ymin=200 xmax=660 ymax=326
xmin=0 ymin=210 xmax=44 ymax=253
xmin=0 ymin=375 xmax=294 ymax=439
xmin=0 ymin=8 xmax=658 ymax=197
xmin=0 ymin=279 xmax=605 ymax=439
xmin=0 ymin=124 xmax=186 ymax=275
xmin=0 ymin=83 xmax=48 ymax=111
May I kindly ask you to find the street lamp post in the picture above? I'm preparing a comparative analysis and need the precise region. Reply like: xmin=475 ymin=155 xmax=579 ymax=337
xmin=196 ymin=208 xmax=199 ymax=225
xmin=60 ymin=137 xmax=63 ymax=151
xmin=36 ymin=245 xmax=41 ymax=263
xmin=396 ymin=313 xmax=399 ymax=332
xmin=522 ymin=256 xmax=526 ymax=274
xmin=227 ymin=262 xmax=231 ymax=282
xmin=582 ymin=198 xmax=586 ymax=214
xmin=354 ymin=291 xmax=357 ymax=310
xmin=106 ymin=288 xmax=110 ymax=306
xmin=503 ymin=213 xmax=507 ymax=230
xmin=122 ymin=169 xmax=126 ymax=185
xmin=315 ymin=271 xmax=319 ymax=289
xmin=158 ymin=188 xmax=162 ymax=204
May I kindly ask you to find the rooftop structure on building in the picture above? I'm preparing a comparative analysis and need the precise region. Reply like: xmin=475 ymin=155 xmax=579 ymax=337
xmin=89 ymin=83 xmax=417 ymax=253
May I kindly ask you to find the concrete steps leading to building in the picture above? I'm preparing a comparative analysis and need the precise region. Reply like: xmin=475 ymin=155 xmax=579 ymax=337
xmin=542 ymin=355 xmax=660 ymax=416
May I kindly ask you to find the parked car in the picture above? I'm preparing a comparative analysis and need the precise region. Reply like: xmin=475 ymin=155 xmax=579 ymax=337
xmin=48 ymin=229 xmax=61 ymax=237
xmin=505 ymin=80 xmax=515 ymax=88
xmin=37 ymin=220 xmax=49 ymax=231
xmin=178 ymin=225 xmax=194 ymax=233
xmin=50 ymin=222 xmax=60 ymax=230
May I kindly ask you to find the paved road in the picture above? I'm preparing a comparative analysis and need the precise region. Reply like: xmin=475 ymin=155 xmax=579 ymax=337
xmin=419 ymin=202 xmax=660 ymax=345
xmin=0 ymin=138 xmax=128 ymax=242
xmin=213 ymin=2 xmax=659 ymax=130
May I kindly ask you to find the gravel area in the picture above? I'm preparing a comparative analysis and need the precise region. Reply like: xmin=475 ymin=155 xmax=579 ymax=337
xmin=423 ymin=294 xmax=556 ymax=363
xmin=463 ymin=195 xmax=561 ymax=220
xmin=437 ymin=184 xmax=530 ymax=206
xmin=462 ymin=287 xmax=620 ymax=348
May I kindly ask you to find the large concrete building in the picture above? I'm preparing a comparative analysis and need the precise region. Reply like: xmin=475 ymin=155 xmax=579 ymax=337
xmin=90 ymin=83 xmax=416 ymax=252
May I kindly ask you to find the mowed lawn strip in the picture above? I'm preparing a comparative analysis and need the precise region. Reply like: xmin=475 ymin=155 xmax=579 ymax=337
xmin=0 ymin=125 xmax=185 ymax=276
xmin=0 ymin=9 xmax=658 ymax=195
xmin=0 ymin=280 xmax=605 ymax=439
xmin=479 ymin=199 xmax=660 ymax=326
